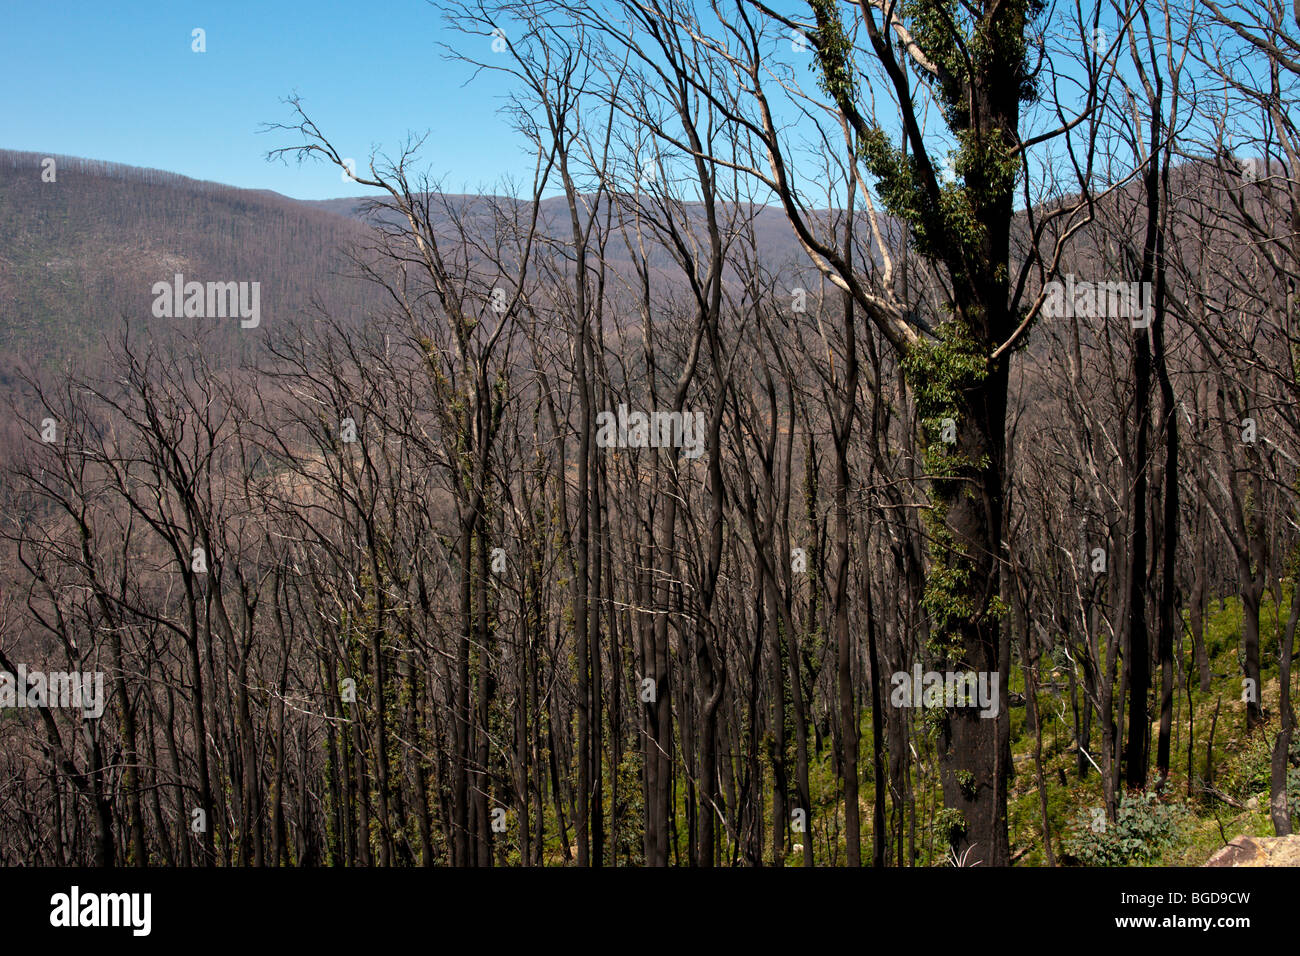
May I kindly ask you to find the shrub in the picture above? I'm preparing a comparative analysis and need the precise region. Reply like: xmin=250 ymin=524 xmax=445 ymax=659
xmin=1218 ymin=732 xmax=1272 ymax=801
xmin=1065 ymin=791 xmax=1186 ymax=866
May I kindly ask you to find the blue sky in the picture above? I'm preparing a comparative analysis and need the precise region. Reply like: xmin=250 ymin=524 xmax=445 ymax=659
xmin=1 ymin=0 xmax=526 ymax=199
xmin=2 ymin=1 xmax=1177 ymax=206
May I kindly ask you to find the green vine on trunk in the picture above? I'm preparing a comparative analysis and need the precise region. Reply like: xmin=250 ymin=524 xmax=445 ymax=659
xmin=902 ymin=321 xmax=991 ymax=660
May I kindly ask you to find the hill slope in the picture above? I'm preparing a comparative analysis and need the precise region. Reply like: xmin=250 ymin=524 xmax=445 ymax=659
xmin=0 ymin=150 xmax=386 ymax=376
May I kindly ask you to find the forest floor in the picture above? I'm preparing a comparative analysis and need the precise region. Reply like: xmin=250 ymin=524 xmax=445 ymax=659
xmin=537 ymin=593 xmax=1297 ymax=867
xmin=784 ymin=589 xmax=1299 ymax=866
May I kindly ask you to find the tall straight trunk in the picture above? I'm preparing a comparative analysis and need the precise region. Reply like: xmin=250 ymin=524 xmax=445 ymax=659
xmin=349 ymin=687 xmax=373 ymax=866
xmin=1125 ymin=88 xmax=1165 ymax=790
xmin=1132 ymin=72 xmax=1171 ymax=785
xmin=109 ymin=626 xmax=146 ymax=865
xmin=865 ymin=567 xmax=887 ymax=867
xmin=934 ymin=354 xmax=1011 ymax=866
xmin=574 ymin=344 xmax=591 ymax=867
xmin=1027 ymin=646 xmax=1055 ymax=865
xmin=834 ymin=458 xmax=860 ymax=867
xmin=1242 ymin=464 xmax=1267 ymax=732
xmin=694 ymin=392 xmax=728 ymax=867
xmin=832 ymin=269 xmax=861 ymax=865
xmin=455 ymin=518 xmax=473 ymax=865
xmin=1270 ymin=580 xmax=1298 ymax=835
xmin=163 ymin=683 xmax=191 ymax=865
xmin=474 ymin=510 xmax=493 ymax=867
xmin=235 ymin=656 xmax=264 ymax=865
xmin=787 ymin=592 xmax=814 ymax=867
xmin=589 ymin=430 xmax=605 ymax=867
xmin=1124 ymin=325 xmax=1152 ymax=791
xmin=406 ymin=655 xmax=434 ymax=866
xmin=1191 ymin=509 xmax=1211 ymax=693
xmin=756 ymin=511 xmax=812 ymax=867
xmin=514 ymin=546 xmax=532 ymax=867
xmin=767 ymin=571 xmax=788 ymax=865
xmin=1218 ymin=381 xmax=1267 ymax=731
xmin=603 ymin=497 xmax=620 ymax=866
xmin=637 ymin=535 xmax=657 ymax=865
xmin=1154 ymin=262 xmax=1177 ymax=782
xmin=649 ymin=484 xmax=677 ymax=867
xmin=531 ymin=600 xmax=546 ymax=864
xmin=558 ymin=136 xmax=597 ymax=867
xmin=184 ymin=590 xmax=217 ymax=865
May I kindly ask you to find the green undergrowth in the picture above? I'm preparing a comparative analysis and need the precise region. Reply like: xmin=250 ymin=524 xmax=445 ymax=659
xmin=451 ymin=588 xmax=1298 ymax=866
xmin=782 ymin=588 xmax=1297 ymax=866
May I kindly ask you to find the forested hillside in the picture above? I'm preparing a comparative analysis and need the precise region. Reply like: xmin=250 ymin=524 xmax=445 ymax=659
xmin=0 ymin=150 xmax=386 ymax=375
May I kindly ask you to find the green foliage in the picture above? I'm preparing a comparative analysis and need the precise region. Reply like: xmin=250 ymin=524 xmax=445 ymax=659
xmin=856 ymin=125 xmax=952 ymax=261
xmin=904 ymin=322 xmax=992 ymax=658
xmin=904 ymin=0 xmax=1045 ymax=119
xmin=1065 ymin=792 xmax=1187 ymax=866
xmin=919 ymin=508 xmax=978 ymax=659
xmin=956 ymin=769 xmax=977 ymax=799
xmin=1219 ymin=732 xmax=1273 ymax=802
xmin=903 ymin=318 xmax=989 ymax=431
xmin=1216 ymin=731 xmax=1300 ymax=820
xmin=935 ymin=806 xmax=967 ymax=844
xmin=808 ymin=0 xmax=858 ymax=106
xmin=612 ymin=749 xmax=646 ymax=865
xmin=922 ymin=697 xmax=948 ymax=739
xmin=905 ymin=322 xmax=991 ymax=526
xmin=807 ymin=0 xmax=1043 ymax=272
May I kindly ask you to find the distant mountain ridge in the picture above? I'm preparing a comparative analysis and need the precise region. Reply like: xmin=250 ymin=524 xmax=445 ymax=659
xmin=0 ymin=149 xmax=840 ymax=384
xmin=0 ymin=149 xmax=386 ymax=378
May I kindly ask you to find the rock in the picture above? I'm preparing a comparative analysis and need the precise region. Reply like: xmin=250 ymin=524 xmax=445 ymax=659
xmin=1204 ymin=835 xmax=1300 ymax=867
xmin=1246 ymin=796 xmax=1259 ymax=810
